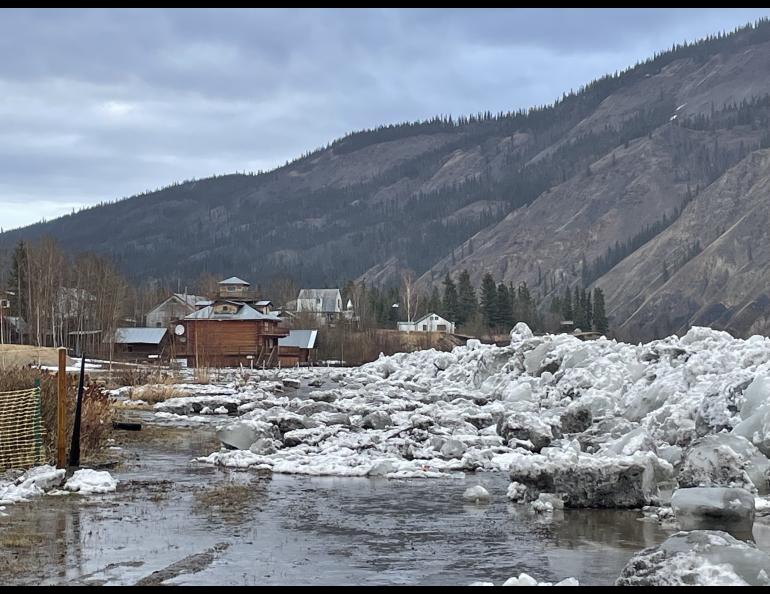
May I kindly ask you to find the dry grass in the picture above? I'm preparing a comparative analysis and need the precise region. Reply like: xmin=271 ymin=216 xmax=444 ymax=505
xmin=128 ymin=384 xmax=184 ymax=404
xmin=0 ymin=531 xmax=44 ymax=549
xmin=0 ymin=366 xmax=112 ymax=462
xmin=0 ymin=345 xmax=74 ymax=369
xmin=192 ymin=480 xmax=267 ymax=523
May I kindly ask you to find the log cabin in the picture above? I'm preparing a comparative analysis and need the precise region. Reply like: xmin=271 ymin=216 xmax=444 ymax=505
xmin=175 ymin=299 xmax=289 ymax=367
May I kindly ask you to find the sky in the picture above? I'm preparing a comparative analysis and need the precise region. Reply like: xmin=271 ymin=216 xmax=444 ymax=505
xmin=1 ymin=8 xmax=770 ymax=231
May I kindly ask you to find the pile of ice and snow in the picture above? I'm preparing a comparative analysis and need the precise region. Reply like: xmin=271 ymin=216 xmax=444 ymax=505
xmin=470 ymin=574 xmax=578 ymax=586
xmin=63 ymin=469 xmax=118 ymax=494
xmin=182 ymin=325 xmax=770 ymax=510
xmin=0 ymin=465 xmax=117 ymax=516
xmin=616 ymin=530 xmax=770 ymax=585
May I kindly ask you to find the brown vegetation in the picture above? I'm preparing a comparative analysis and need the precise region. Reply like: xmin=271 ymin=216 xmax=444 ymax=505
xmin=0 ymin=366 xmax=112 ymax=463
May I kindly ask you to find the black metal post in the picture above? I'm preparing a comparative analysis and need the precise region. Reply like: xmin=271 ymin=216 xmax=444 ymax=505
xmin=68 ymin=354 xmax=86 ymax=467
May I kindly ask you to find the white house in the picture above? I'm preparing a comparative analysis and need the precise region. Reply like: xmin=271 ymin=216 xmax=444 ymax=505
xmin=290 ymin=288 xmax=354 ymax=324
xmin=397 ymin=312 xmax=455 ymax=333
xmin=146 ymin=293 xmax=207 ymax=328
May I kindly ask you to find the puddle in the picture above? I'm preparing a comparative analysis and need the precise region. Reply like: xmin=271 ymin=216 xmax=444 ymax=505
xmin=2 ymin=420 xmax=760 ymax=586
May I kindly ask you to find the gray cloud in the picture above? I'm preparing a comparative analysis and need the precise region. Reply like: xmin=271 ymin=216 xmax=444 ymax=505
xmin=1 ymin=8 xmax=769 ymax=231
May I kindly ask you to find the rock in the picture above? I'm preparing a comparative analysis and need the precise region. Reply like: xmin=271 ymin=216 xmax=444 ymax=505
xmin=361 ymin=411 xmax=392 ymax=430
xmin=616 ymin=530 xmax=770 ymax=586
xmin=217 ymin=420 xmax=279 ymax=450
xmin=560 ymin=403 xmax=593 ymax=434
xmin=497 ymin=413 xmax=553 ymax=452
xmin=678 ymin=434 xmax=770 ymax=493
xmin=671 ymin=487 xmax=755 ymax=536
xmin=282 ymin=378 xmax=301 ymax=389
xmin=308 ymin=378 xmax=324 ymax=387
xmin=463 ymin=485 xmax=490 ymax=503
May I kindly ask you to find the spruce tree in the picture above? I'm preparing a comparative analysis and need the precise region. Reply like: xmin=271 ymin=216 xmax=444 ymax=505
xmin=7 ymin=240 xmax=27 ymax=319
xmin=442 ymin=274 xmax=459 ymax=322
xmin=593 ymin=287 xmax=608 ymax=335
xmin=456 ymin=270 xmax=477 ymax=326
xmin=480 ymin=273 xmax=498 ymax=329
xmin=496 ymin=283 xmax=513 ymax=330
xmin=561 ymin=286 xmax=573 ymax=321
xmin=428 ymin=286 xmax=442 ymax=316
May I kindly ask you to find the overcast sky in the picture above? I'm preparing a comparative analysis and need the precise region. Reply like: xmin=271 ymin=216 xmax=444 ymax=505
xmin=2 ymin=8 xmax=769 ymax=231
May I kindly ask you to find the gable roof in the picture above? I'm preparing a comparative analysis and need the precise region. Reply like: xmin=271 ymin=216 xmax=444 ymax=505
xmin=255 ymin=300 xmax=273 ymax=307
xmin=173 ymin=293 xmax=207 ymax=307
xmin=296 ymin=289 xmax=341 ymax=313
xmin=408 ymin=312 xmax=452 ymax=325
xmin=219 ymin=277 xmax=249 ymax=285
xmin=278 ymin=329 xmax=317 ymax=349
xmin=184 ymin=302 xmax=281 ymax=321
xmin=115 ymin=327 xmax=167 ymax=345
xmin=147 ymin=293 xmax=207 ymax=316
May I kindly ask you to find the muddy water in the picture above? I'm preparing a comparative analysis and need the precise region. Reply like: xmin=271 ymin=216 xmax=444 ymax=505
xmin=1 ymin=425 xmax=678 ymax=586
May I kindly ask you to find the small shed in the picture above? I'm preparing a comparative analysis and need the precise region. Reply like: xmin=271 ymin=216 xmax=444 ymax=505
xmin=113 ymin=327 xmax=169 ymax=359
xmin=278 ymin=329 xmax=317 ymax=366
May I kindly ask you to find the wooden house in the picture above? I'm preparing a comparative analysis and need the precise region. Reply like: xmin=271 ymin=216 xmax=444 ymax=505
xmin=175 ymin=299 xmax=288 ymax=367
xmin=218 ymin=277 xmax=251 ymax=301
xmin=113 ymin=327 xmax=169 ymax=360
xmin=278 ymin=329 xmax=317 ymax=366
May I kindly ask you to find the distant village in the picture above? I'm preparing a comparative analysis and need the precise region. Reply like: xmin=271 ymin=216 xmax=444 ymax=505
xmin=0 ymin=274 xmax=465 ymax=368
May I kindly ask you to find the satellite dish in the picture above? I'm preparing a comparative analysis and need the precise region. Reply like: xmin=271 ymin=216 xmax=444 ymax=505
xmin=174 ymin=324 xmax=185 ymax=336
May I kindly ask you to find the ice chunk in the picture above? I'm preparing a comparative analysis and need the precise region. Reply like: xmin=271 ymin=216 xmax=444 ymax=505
xmin=498 ymin=412 xmax=553 ymax=452
xmin=502 ymin=573 xmax=538 ymax=586
xmin=217 ymin=420 xmax=280 ymax=450
xmin=678 ymin=434 xmax=769 ymax=493
xmin=463 ymin=485 xmax=490 ymax=503
xmin=732 ymin=404 xmax=770 ymax=458
xmin=509 ymin=450 xmax=671 ymax=508
xmin=741 ymin=375 xmax=770 ymax=420
xmin=361 ymin=411 xmax=392 ymax=430
xmin=560 ymin=403 xmax=592 ymax=434
xmin=616 ymin=530 xmax=770 ymax=586
xmin=64 ymin=469 xmax=117 ymax=494
xmin=671 ymin=487 xmax=755 ymax=536
xmin=0 ymin=465 xmax=65 ymax=505
xmin=509 ymin=322 xmax=533 ymax=343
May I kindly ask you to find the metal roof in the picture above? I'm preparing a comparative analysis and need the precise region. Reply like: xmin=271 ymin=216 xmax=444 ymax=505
xmin=255 ymin=300 xmax=273 ymax=306
xmin=296 ymin=289 xmax=341 ymax=313
xmin=115 ymin=327 xmax=167 ymax=344
xmin=184 ymin=303 xmax=281 ymax=321
xmin=218 ymin=277 xmax=250 ymax=285
xmin=173 ymin=293 xmax=207 ymax=307
xmin=278 ymin=329 xmax=317 ymax=349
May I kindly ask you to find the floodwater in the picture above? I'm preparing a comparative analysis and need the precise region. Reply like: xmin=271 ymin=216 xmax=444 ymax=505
xmin=0 ymin=422 xmax=688 ymax=586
